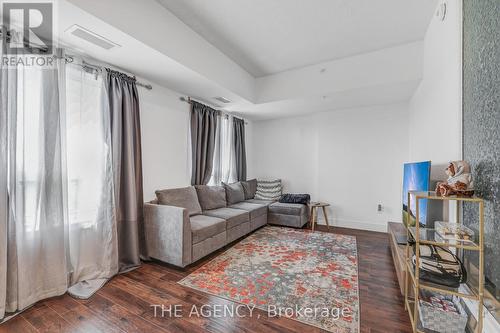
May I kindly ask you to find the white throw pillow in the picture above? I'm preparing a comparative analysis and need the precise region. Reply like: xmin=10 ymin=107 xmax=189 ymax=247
xmin=254 ymin=179 xmax=282 ymax=201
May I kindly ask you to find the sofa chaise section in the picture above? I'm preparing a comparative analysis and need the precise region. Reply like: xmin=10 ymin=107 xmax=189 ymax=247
xmin=268 ymin=202 xmax=309 ymax=228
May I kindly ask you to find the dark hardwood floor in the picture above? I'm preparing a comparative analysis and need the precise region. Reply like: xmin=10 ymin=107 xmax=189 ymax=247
xmin=0 ymin=225 xmax=411 ymax=333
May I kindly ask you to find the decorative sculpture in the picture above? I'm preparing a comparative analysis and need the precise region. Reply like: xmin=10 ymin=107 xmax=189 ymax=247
xmin=436 ymin=161 xmax=474 ymax=197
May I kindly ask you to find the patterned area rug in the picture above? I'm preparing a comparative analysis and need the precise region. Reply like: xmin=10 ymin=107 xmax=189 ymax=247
xmin=179 ymin=226 xmax=359 ymax=333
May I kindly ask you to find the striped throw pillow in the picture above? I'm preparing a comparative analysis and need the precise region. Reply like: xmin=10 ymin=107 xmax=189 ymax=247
xmin=254 ymin=179 xmax=282 ymax=201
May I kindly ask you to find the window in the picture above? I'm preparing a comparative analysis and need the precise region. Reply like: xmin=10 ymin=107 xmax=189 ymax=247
xmin=65 ymin=65 xmax=113 ymax=228
xmin=209 ymin=114 xmax=236 ymax=185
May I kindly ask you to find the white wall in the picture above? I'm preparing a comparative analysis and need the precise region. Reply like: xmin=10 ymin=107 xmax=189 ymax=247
xmin=249 ymin=115 xmax=318 ymax=194
xmin=139 ymin=84 xmax=191 ymax=201
xmin=409 ymin=0 xmax=462 ymax=180
xmin=252 ymin=103 xmax=409 ymax=232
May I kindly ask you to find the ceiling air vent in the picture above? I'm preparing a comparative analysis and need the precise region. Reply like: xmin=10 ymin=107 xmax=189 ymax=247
xmin=214 ymin=96 xmax=232 ymax=104
xmin=65 ymin=25 xmax=121 ymax=50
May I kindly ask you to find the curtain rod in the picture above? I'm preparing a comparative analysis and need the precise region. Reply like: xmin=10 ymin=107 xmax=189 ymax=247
xmin=64 ymin=55 xmax=152 ymax=90
xmin=1 ymin=28 xmax=152 ymax=90
xmin=179 ymin=96 xmax=248 ymax=124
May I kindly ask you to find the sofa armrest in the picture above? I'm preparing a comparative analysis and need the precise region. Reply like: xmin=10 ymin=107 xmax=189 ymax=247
xmin=144 ymin=203 xmax=192 ymax=267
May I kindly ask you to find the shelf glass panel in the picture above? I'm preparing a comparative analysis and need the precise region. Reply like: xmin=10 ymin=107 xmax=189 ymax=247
xmin=408 ymin=227 xmax=479 ymax=250
xmin=408 ymin=190 xmax=483 ymax=202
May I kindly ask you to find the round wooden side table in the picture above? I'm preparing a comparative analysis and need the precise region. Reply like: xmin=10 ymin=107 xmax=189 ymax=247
xmin=309 ymin=202 xmax=330 ymax=232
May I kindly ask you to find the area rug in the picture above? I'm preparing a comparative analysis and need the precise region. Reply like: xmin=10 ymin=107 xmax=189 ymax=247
xmin=178 ymin=226 xmax=359 ymax=333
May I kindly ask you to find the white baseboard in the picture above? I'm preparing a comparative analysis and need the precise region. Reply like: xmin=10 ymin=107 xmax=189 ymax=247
xmin=314 ymin=217 xmax=387 ymax=233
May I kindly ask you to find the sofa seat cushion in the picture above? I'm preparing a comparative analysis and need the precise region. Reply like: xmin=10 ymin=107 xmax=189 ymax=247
xmin=195 ymin=185 xmax=226 ymax=210
xmin=190 ymin=215 xmax=226 ymax=244
xmin=245 ymin=199 xmax=274 ymax=206
xmin=268 ymin=202 xmax=307 ymax=216
xmin=229 ymin=202 xmax=267 ymax=220
xmin=203 ymin=208 xmax=249 ymax=229
xmin=156 ymin=186 xmax=202 ymax=216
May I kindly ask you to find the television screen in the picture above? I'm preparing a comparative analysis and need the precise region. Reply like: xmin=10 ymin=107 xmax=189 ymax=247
xmin=402 ymin=161 xmax=431 ymax=226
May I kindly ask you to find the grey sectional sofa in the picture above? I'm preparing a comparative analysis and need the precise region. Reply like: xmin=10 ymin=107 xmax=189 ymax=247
xmin=143 ymin=180 xmax=309 ymax=267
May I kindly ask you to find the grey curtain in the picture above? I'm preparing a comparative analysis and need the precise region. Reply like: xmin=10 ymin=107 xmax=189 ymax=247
xmin=233 ymin=117 xmax=247 ymax=181
xmin=105 ymin=68 xmax=144 ymax=271
xmin=190 ymin=101 xmax=218 ymax=185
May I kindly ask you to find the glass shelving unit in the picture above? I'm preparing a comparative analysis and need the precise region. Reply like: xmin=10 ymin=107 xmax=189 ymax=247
xmin=403 ymin=191 xmax=485 ymax=333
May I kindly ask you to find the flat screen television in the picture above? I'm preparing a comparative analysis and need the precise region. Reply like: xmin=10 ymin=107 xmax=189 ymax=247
xmin=402 ymin=161 xmax=431 ymax=227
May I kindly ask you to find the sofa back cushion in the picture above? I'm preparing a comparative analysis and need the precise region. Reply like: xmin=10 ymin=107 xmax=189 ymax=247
xmin=223 ymin=182 xmax=245 ymax=205
xmin=155 ymin=186 xmax=202 ymax=216
xmin=194 ymin=185 xmax=227 ymax=211
xmin=241 ymin=178 xmax=257 ymax=200
xmin=255 ymin=179 xmax=282 ymax=201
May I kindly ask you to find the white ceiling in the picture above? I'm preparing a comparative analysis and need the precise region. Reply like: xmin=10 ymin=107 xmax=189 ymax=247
xmin=58 ymin=0 xmax=254 ymax=108
xmin=60 ymin=0 xmax=437 ymax=120
xmin=156 ymin=0 xmax=437 ymax=77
